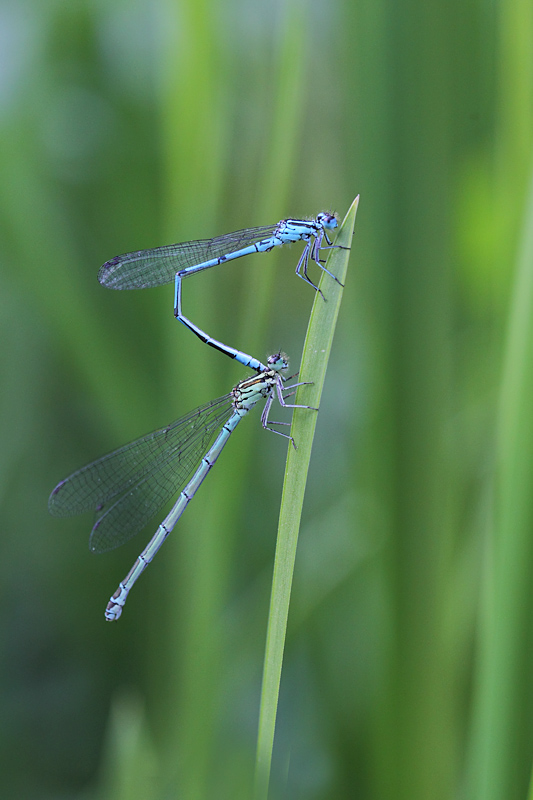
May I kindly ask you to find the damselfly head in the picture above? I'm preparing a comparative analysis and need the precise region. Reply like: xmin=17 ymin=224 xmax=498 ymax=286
xmin=267 ymin=352 xmax=289 ymax=373
xmin=316 ymin=212 xmax=338 ymax=230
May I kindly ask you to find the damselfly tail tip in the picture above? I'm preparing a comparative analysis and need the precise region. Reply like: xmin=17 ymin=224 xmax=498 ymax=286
xmin=104 ymin=605 xmax=121 ymax=622
xmin=105 ymin=587 xmax=125 ymax=621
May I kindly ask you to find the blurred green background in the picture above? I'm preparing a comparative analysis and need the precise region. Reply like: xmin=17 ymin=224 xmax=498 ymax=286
xmin=2 ymin=0 xmax=533 ymax=798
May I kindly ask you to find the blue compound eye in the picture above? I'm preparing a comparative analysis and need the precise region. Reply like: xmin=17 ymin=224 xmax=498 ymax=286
xmin=267 ymin=352 xmax=289 ymax=372
xmin=318 ymin=212 xmax=337 ymax=229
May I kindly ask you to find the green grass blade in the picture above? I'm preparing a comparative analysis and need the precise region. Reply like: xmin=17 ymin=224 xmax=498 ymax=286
xmin=466 ymin=157 xmax=533 ymax=800
xmin=253 ymin=196 xmax=360 ymax=800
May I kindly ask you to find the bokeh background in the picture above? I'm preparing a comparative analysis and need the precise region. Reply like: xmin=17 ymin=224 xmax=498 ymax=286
xmin=2 ymin=0 xmax=533 ymax=798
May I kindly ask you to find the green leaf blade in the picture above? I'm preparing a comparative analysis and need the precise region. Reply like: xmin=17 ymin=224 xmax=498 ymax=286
xmin=253 ymin=196 xmax=360 ymax=800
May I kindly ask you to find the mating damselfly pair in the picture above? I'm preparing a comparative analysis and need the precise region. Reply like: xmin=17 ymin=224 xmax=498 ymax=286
xmin=49 ymin=213 xmax=346 ymax=620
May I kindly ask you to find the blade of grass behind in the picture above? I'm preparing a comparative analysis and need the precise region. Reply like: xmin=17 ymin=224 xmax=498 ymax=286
xmin=466 ymin=155 xmax=533 ymax=800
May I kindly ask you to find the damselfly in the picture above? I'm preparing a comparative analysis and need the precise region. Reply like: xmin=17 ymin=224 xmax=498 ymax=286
xmin=49 ymin=354 xmax=312 ymax=621
xmin=98 ymin=213 xmax=344 ymax=371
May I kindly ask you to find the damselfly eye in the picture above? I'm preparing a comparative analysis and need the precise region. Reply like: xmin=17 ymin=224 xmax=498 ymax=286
xmin=317 ymin=212 xmax=337 ymax=229
xmin=267 ymin=352 xmax=289 ymax=372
